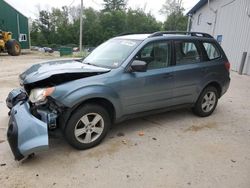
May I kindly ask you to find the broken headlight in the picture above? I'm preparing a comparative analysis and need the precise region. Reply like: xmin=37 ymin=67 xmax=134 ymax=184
xmin=29 ymin=87 xmax=55 ymax=103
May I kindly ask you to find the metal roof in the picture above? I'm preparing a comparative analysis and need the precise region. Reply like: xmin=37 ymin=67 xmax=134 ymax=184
xmin=2 ymin=0 xmax=28 ymax=18
xmin=187 ymin=0 xmax=208 ymax=15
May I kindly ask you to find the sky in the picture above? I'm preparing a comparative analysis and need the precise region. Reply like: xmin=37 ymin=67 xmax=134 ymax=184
xmin=4 ymin=0 xmax=199 ymax=22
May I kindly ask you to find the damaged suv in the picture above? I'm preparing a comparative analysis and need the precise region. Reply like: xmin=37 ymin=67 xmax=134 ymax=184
xmin=6 ymin=32 xmax=230 ymax=160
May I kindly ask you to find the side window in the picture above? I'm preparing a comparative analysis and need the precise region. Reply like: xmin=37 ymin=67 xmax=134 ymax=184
xmin=175 ymin=41 xmax=201 ymax=65
xmin=203 ymin=42 xmax=221 ymax=60
xmin=136 ymin=41 xmax=171 ymax=70
xmin=19 ymin=34 xmax=27 ymax=42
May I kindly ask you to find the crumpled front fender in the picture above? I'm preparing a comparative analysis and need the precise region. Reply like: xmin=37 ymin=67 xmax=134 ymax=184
xmin=52 ymin=85 xmax=123 ymax=119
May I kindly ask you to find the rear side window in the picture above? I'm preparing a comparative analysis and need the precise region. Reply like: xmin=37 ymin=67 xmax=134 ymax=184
xmin=203 ymin=42 xmax=221 ymax=60
xmin=175 ymin=41 xmax=201 ymax=65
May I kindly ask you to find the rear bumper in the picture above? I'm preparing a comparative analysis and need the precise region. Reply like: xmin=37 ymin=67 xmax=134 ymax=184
xmin=221 ymin=77 xmax=230 ymax=97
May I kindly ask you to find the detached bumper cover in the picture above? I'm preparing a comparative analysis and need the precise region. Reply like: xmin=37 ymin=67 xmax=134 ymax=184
xmin=6 ymin=88 xmax=27 ymax=109
xmin=7 ymin=101 xmax=49 ymax=160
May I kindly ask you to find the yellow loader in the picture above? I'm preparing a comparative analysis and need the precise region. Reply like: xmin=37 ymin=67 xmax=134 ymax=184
xmin=0 ymin=30 xmax=21 ymax=56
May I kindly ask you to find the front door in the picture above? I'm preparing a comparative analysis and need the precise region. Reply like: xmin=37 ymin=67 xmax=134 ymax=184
xmin=120 ymin=40 xmax=175 ymax=115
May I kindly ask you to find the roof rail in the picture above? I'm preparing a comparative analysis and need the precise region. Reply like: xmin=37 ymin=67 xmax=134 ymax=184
xmin=148 ymin=31 xmax=213 ymax=38
xmin=117 ymin=32 xmax=150 ymax=37
xmin=117 ymin=32 xmax=136 ymax=36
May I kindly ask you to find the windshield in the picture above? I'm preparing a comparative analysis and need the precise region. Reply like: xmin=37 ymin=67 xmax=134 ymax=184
xmin=83 ymin=39 xmax=141 ymax=68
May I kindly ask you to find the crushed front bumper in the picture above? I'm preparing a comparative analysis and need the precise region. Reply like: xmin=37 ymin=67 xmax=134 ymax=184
xmin=6 ymin=88 xmax=27 ymax=109
xmin=6 ymin=89 xmax=49 ymax=160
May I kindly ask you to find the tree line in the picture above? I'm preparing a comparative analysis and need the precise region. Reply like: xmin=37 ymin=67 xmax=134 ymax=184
xmin=30 ymin=0 xmax=188 ymax=48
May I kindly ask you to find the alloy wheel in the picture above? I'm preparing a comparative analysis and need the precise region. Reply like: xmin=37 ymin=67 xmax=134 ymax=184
xmin=201 ymin=91 xmax=216 ymax=113
xmin=74 ymin=113 xmax=104 ymax=144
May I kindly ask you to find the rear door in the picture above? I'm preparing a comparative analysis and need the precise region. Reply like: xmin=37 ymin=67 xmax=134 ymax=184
xmin=172 ymin=40 xmax=205 ymax=105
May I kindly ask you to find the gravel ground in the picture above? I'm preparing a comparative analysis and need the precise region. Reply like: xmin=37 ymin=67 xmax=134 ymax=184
xmin=0 ymin=53 xmax=250 ymax=188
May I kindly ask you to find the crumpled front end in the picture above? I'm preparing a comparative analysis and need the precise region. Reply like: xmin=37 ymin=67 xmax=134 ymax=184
xmin=6 ymin=89 xmax=57 ymax=160
xmin=6 ymin=88 xmax=27 ymax=109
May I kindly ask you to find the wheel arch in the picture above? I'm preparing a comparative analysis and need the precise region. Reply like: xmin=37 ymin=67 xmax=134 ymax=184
xmin=203 ymin=81 xmax=222 ymax=98
xmin=59 ymin=97 xmax=116 ymax=131
xmin=80 ymin=97 xmax=116 ymax=123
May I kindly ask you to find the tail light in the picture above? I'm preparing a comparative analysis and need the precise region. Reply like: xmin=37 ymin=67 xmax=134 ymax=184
xmin=224 ymin=61 xmax=230 ymax=71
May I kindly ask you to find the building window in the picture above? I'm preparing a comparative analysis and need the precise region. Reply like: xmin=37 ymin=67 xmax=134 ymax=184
xmin=197 ymin=13 xmax=202 ymax=25
xmin=19 ymin=34 xmax=27 ymax=42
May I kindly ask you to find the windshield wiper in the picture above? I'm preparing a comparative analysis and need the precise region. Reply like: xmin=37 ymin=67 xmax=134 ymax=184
xmin=84 ymin=62 xmax=100 ymax=67
xmin=83 ymin=62 xmax=112 ymax=69
xmin=74 ymin=58 xmax=84 ymax=62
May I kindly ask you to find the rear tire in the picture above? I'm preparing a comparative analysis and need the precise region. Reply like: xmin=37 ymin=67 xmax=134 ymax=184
xmin=64 ymin=104 xmax=111 ymax=150
xmin=6 ymin=39 xmax=21 ymax=56
xmin=192 ymin=86 xmax=218 ymax=117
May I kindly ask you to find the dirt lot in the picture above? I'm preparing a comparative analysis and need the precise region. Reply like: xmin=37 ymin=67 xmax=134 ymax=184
xmin=0 ymin=53 xmax=250 ymax=188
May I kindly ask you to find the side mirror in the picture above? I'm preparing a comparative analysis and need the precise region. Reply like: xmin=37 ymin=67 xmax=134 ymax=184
xmin=130 ymin=60 xmax=147 ymax=72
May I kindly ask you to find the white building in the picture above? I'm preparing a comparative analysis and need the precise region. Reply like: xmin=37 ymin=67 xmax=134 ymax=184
xmin=187 ymin=0 xmax=250 ymax=75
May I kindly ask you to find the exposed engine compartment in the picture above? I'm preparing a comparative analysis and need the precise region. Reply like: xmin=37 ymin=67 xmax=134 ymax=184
xmin=22 ymin=72 xmax=106 ymax=93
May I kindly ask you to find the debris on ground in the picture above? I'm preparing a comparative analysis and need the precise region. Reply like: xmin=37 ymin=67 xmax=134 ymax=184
xmin=117 ymin=132 xmax=125 ymax=137
xmin=122 ymin=140 xmax=127 ymax=145
xmin=0 ymin=163 xmax=6 ymax=166
xmin=231 ymin=160 xmax=236 ymax=163
xmin=95 ymin=164 xmax=100 ymax=168
xmin=138 ymin=132 xmax=144 ymax=136
xmin=152 ymin=137 xmax=157 ymax=141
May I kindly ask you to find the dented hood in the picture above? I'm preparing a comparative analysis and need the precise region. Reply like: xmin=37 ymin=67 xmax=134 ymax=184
xmin=19 ymin=59 xmax=111 ymax=90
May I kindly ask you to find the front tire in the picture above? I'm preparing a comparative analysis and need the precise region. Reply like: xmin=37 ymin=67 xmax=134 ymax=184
xmin=193 ymin=86 xmax=218 ymax=117
xmin=64 ymin=104 xmax=111 ymax=150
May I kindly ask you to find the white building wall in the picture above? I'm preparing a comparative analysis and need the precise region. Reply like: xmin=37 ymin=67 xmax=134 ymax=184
xmin=190 ymin=0 xmax=250 ymax=75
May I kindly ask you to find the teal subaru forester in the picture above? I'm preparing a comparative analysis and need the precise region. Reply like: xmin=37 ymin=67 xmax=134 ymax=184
xmin=6 ymin=31 xmax=230 ymax=160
